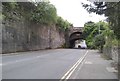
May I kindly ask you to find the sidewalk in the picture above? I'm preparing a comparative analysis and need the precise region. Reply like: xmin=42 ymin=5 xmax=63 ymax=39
xmin=70 ymin=50 xmax=118 ymax=79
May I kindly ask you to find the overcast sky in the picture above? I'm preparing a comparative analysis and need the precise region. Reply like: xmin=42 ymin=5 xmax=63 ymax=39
xmin=49 ymin=0 xmax=107 ymax=27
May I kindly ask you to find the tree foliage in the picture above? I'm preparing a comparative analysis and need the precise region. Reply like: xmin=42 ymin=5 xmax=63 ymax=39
xmin=2 ymin=1 xmax=72 ymax=30
xmin=83 ymin=21 xmax=108 ymax=49
xmin=82 ymin=2 xmax=120 ymax=39
xmin=94 ymin=34 xmax=105 ymax=52
xmin=83 ymin=21 xmax=98 ymax=39
xmin=56 ymin=16 xmax=72 ymax=31
xmin=31 ymin=1 xmax=57 ymax=25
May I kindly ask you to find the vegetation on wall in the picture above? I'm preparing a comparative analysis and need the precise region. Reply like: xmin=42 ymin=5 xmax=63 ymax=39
xmin=2 ymin=0 xmax=72 ymax=30
xmin=56 ymin=16 xmax=72 ymax=31
xmin=30 ymin=1 xmax=57 ymax=25
xmin=2 ymin=0 xmax=69 ymax=53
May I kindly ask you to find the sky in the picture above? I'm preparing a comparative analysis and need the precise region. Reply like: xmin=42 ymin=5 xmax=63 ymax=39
xmin=49 ymin=0 xmax=107 ymax=27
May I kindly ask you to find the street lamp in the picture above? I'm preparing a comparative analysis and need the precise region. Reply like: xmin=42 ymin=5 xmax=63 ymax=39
xmin=98 ymin=21 xmax=100 ymax=35
xmin=98 ymin=0 xmax=100 ymax=35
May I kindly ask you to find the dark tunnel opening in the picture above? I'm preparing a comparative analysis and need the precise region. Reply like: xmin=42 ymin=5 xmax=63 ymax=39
xmin=69 ymin=32 xmax=84 ymax=48
xmin=69 ymin=38 xmax=82 ymax=48
xmin=69 ymin=40 xmax=75 ymax=48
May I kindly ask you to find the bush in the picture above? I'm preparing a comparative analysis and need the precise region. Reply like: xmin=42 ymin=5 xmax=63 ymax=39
xmin=94 ymin=34 xmax=105 ymax=52
xmin=56 ymin=16 xmax=72 ymax=31
xmin=30 ymin=1 xmax=57 ymax=25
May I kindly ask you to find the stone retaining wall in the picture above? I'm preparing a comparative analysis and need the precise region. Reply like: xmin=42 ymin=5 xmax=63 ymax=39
xmin=2 ymin=21 xmax=65 ymax=53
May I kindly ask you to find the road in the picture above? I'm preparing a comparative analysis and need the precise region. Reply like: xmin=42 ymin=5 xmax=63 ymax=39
xmin=2 ymin=49 xmax=118 ymax=79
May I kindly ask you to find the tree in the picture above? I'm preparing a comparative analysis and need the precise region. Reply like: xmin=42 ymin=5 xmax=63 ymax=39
xmin=94 ymin=34 xmax=105 ymax=52
xmin=31 ymin=1 xmax=57 ymax=25
xmin=56 ymin=16 xmax=72 ymax=31
xmin=83 ymin=21 xmax=109 ymax=49
xmin=83 ymin=21 xmax=97 ymax=38
xmin=82 ymin=2 xmax=120 ymax=39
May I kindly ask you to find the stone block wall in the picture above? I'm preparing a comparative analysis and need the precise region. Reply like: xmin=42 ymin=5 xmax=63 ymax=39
xmin=111 ymin=46 xmax=118 ymax=63
xmin=103 ymin=46 xmax=118 ymax=63
xmin=2 ymin=16 xmax=65 ymax=54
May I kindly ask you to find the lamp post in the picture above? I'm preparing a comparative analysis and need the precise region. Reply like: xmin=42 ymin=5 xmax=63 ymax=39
xmin=98 ymin=20 xmax=100 ymax=35
xmin=98 ymin=0 xmax=100 ymax=35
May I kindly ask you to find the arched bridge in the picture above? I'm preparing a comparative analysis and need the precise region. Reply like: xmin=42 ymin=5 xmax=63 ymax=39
xmin=65 ymin=27 xmax=84 ymax=48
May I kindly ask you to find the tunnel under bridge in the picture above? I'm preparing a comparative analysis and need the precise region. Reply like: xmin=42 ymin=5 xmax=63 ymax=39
xmin=65 ymin=27 xmax=84 ymax=48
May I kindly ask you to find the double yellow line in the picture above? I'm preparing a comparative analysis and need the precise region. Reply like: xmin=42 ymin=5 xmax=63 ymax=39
xmin=60 ymin=50 xmax=88 ymax=81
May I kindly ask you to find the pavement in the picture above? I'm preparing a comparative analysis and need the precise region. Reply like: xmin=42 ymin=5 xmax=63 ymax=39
xmin=70 ymin=50 xmax=118 ymax=79
xmin=1 ymin=49 xmax=118 ymax=80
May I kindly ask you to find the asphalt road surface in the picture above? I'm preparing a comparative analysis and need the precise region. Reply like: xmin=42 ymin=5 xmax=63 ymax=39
xmin=2 ymin=49 xmax=118 ymax=79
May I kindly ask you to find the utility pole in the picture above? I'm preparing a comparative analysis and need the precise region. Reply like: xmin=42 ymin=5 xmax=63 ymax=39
xmin=98 ymin=0 xmax=100 ymax=35
xmin=98 ymin=15 xmax=100 ymax=35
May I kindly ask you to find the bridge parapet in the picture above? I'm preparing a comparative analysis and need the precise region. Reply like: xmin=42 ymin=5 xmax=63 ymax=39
xmin=68 ymin=27 xmax=84 ymax=36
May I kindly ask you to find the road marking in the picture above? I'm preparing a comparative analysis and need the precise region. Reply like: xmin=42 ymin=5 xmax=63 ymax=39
xmin=60 ymin=50 xmax=88 ymax=81
xmin=72 ymin=58 xmax=85 ymax=79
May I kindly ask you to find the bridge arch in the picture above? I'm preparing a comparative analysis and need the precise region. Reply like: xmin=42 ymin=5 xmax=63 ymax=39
xmin=69 ymin=31 xmax=84 ymax=48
